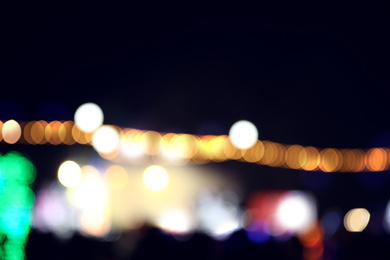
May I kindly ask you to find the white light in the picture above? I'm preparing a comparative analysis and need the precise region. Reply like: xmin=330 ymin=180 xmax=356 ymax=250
xmin=74 ymin=103 xmax=104 ymax=132
xmin=58 ymin=161 xmax=82 ymax=188
xmin=92 ymin=125 xmax=120 ymax=154
xmin=276 ymin=191 xmax=316 ymax=233
xmin=196 ymin=192 xmax=242 ymax=240
xmin=229 ymin=120 xmax=258 ymax=149
xmin=143 ymin=165 xmax=169 ymax=191
xmin=157 ymin=209 xmax=194 ymax=234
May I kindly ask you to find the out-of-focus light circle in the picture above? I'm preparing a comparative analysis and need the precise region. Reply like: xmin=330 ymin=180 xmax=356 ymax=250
xmin=92 ymin=125 xmax=120 ymax=154
xmin=276 ymin=191 xmax=317 ymax=233
xmin=58 ymin=161 xmax=82 ymax=188
xmin=229 ymin=120 xmax=258 ymax=149
xmin=321 ymin=209 xmax=342 ymax=236
xmin=344 ymin=208 xmax=370 ymax=232
xmin=157 ymin=209 xmax=194 ymax=234
xmin=246 ymin=219 xmax=270 ymax=245
xmin=74 ymin=103 xmax=104 ymax=133
xmin=2 ymin=120 xmax=21 ymax=144
xmin=143 ymin=165 xmax=169 ymax=191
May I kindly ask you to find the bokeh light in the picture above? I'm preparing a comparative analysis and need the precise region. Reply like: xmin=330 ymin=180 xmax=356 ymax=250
xmin=344 ymin=208 xmax=370 ymax=232
xmin=229 ymin=120 xmax=258 ymax=149
xmin=143 ymin=165 xmax=169 ymax=191
xmin=0 ymin=151 xmax=36 ymax=259
xmin=92 ymin=125 xmax=120 ymax=154
xmin=2 ymin=120 xmax=21 ymax=144
xmin=74 ymin=103 xmax=104 ymax=133
xmin=58 ymin=161 xmax=82 ymax=188
xmin=276 ymin=191 xmax=317 ymax=234
xmin=157 ymin=209 xmax=195 ymax=235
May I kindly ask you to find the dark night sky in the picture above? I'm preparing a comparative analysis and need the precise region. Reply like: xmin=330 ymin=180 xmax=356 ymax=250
xmin=2 ymin=2 xmax=390 ymax=258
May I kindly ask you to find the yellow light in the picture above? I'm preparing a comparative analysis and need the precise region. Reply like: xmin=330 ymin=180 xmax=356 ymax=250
xmin=2 ymin=120 xmax=21 ymax=144
xmin=58 ymin=161 xmax=82 ymax=188
xmin=143 ymin=165 xmax=169 ymax=191
xmin=344 ymin=208 xmax=370 ymax=232
xmin=105 ymin=165 xmax=128 ymax=191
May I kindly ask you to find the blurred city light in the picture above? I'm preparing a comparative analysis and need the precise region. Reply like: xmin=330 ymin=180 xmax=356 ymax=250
xmin=142 ymin=165 xmax=169 ymax=191
xmin=92 ymin=125 xmax=120 ymax=154
xmin=74 ymin=103 xmax=104 ymax=133
xmin=0 ymin=151 xmax=36 ymax=259
xmin=58 ymin=160 xmax=82 ymax=188
xmin=229 ymin=120 xmax=258 ymax=149
xmin=246 ymin=191 xmax=317 ymax=238
xmin=196 ymin=189 xmax=242 ymax=240
xmin=2 ymin=120 xmax=21 ymax=144
xmin=156 ymin=208 xmax=195 ymax=235
xmin=344 ymin=208 xmax=370 ymax=232
xmin=275 ymin=191 xmax=317 ymax=234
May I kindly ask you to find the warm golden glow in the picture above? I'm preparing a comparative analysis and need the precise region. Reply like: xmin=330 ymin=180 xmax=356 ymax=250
xmin=259 ymin=141 xmax=285 ymax=167
xmin=242 ymin=140 xmax=265 ymax=163
xmin=223 ymin=138 xmax=242 ymax=160
xmin=319 ymin=148 xmax=342 ymax=172
xmin=3 ymin=119 xmax=390 ymax=172
xmin=2 ymin=120 xmax=21 ymax=144
xmin=344 ymin=208 xmax=370 ymax=232
xmin=366 ymin=148 xmax=387 ymax=172
xmin=143 ymin=165 xmax=169 ymax=191
xmin=285 ymin=145 xmax=304 ymax=169
xmin=61 ymin=121 xmax=76 ymax=145
xmin=23 ymin=121 xmax=35 ymax=144
xmin=31 ymin=121 xmax=47 ymax=144
xmin=105 ymin=165 xmax=128 ymax=191
xmin=46 ymin=121 xmax=63 ymax=145
xmin=300 ymin=147 xmax=320 ymax=171
xmin=140 ymin=131 xmax=163 ymax=156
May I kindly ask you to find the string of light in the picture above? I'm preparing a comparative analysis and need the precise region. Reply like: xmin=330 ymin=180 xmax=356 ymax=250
xmin=0 ymin=119 xmax=388 ymax=172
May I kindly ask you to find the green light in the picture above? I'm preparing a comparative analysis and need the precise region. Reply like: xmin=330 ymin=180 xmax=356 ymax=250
xmin=0 ymin=151 xmax=36 ymax=260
